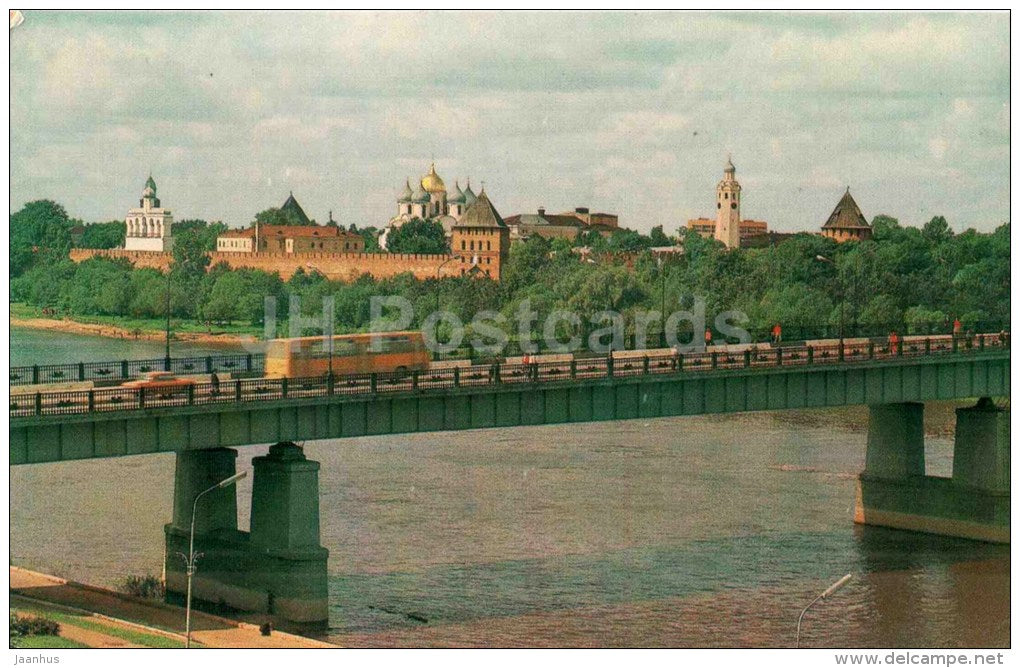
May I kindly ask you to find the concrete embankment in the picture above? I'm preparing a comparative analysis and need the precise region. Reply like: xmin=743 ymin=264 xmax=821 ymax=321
xmin=10 ymin=566 xmax=337 ymax=648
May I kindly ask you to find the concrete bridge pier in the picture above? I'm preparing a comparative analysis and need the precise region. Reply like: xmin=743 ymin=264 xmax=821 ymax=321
xmin=855 ymin=399 xmax=1009 ymax=543
xmin=164 ymin=443 xmax=329 ymax=631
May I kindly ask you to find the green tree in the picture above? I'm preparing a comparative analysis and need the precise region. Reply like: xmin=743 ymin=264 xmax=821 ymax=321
xmin=78 ymin=220 xmax=126 ymax=249
xmin=648 ymin=225 xmax=671 ymax=246
xmin=922 ymin=215 xmax=953 ymax=245
xmin=254 ymin=207 xmax=307 ymax=227
xmin=10 ymin=200 xmax=73 ymax=277
xmin=386 ymin=218 xmax=448 ymax=255
xmin=171 ymin=229 xmax=211 ymax=278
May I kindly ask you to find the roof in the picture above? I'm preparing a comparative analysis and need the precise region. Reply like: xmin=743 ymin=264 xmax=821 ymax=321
xmin=281 ymin=192 xmax=311 ymax=225
xmin=505 ymin=214 xmax=584 ymax=228
xmin=398 ymin=179 xmax=413 ymax=203
xmin=454 ymin=190 xmax=507 ymax=229
xmin=222 ymin=225 xmax=355 ymax=239
xmin=822 ymin=188 xmax=870 ymax=230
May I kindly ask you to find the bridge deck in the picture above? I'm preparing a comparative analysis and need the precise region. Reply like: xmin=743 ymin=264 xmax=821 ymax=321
xmin=9 ymin=337 xmax=1010 ymax=465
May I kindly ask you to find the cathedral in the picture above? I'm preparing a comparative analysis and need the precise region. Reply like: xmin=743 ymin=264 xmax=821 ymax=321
xmin=381 ymin=163 xmax=476 ymax=249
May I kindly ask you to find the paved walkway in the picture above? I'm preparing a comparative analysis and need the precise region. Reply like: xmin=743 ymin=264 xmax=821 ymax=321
xmin=10 ymin=566 xmax=336 ymax=648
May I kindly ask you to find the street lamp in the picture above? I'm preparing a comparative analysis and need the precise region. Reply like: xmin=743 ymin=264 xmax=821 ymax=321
xmin=796 ymin=573 xmax=853 ymax=648
xmin=180 ymin=470 xmax=248 ymax=648
xmin=164 ymin=269 xmax=173 ymax=370
xmin=657 ymin=255 xmax=667 ymax=347
xmin=816 ymin=255 xmax=845 ymax=341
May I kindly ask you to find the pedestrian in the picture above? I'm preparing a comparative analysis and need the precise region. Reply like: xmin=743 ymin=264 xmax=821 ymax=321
xmin=771 ymin=322 xmax=782 ymax=346
xmin=953 ymin=317 xmax=962 ymax=339
xmin=888 ymin=330 xmax=900 ymax=355
xmin=210 ymin=371 xmax=220 ymax=396
xmin=704 ymin=327 xmax=713 ymax=349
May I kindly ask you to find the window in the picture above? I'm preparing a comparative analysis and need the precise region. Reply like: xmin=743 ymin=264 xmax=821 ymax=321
xmin=731 ymin=202 xmax=737 ymax=209
xmin=717 ymin=203 xmax=721 ymax=209
xmin=487 ymin=241 xmax=491 ymax=251
xmin=461 ymin=240 xmax=466 ymax=250
xmin=724 ymin=193 xmax=728 ymax=200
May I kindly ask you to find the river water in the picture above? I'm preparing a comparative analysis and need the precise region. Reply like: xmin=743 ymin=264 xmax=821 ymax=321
xmin=9 ymin=327 xmax=1009 ymax=648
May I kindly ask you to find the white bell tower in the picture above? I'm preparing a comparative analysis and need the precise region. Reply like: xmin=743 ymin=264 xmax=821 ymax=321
xmin=715 ymin=157 xmax=741 ymax=249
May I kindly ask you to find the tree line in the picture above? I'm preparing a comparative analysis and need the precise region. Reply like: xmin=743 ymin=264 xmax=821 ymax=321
xmin=9 ymin=199 xmax=1010 ymax=347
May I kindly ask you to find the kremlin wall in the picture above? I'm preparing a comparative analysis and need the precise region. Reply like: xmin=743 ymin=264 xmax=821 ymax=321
xmin=68 ymin=248 xmax=463 ymax=281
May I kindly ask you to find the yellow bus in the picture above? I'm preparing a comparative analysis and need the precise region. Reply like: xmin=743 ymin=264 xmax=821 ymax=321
xmin=264 ymin=331 xmax=430 ymax=378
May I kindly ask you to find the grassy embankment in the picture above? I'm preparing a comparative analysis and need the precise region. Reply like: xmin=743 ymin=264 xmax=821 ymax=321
xmin=11 ymin=602 xmax=193 ymax=648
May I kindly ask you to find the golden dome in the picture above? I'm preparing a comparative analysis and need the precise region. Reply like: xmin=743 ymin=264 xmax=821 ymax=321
xmin=420 ymin=162 xmax=446 ymax=193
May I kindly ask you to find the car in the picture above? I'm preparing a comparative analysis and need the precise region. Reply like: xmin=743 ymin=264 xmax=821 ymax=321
xmin=121 ymin=371 xmax=197 ymax=397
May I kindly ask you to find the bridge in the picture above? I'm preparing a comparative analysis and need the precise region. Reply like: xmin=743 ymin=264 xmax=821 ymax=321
xmin=9 ymin=334 xmax=1010 ymax=630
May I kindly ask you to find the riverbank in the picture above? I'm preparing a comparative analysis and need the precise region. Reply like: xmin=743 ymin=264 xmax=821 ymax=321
xmin=10 ymin=566 xmax=336 ymax=648
xmin=11 ymin=312 xmax=253 ymax=346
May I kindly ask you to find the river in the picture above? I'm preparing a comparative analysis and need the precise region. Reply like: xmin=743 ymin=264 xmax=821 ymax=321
xmin=8 ymin=328 xmax=1009 ymax=647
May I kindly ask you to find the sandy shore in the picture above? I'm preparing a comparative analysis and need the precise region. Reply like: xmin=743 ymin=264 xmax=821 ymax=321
xmin=11 ymin=316 xmax=250 ymax=346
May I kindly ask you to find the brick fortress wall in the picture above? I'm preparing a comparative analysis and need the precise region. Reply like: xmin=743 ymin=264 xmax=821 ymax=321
xmin=69 ymin=249 xmax=464 ymax=281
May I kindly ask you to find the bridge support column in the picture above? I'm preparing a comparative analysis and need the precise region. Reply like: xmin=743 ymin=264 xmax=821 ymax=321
xmin=164 ymin=443 xmax=328 ymax=631
xmin=169 ymin=448 xmax=239 ymax=533
xmin=855 ymin=399 xmax=1009 ymax=543
xmin=248 ymin=442 xmax=329 ymax=626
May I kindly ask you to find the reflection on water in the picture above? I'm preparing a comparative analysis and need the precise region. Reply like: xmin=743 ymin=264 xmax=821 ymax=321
xmin=10 ymin=409 xmax=1007 ymax=648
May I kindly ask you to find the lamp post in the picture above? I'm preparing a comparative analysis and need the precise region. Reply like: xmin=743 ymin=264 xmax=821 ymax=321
xmin=816 ymin=255 xmax=844 ymax=341
xmin=180 ymin=470 xmax=247 ymax=648
xmin=657 ymin=255 xmax=667 ymax=348
xmin=164 ymin=268 xmax=172 ymax=370
xmin=796 ymin=573 xmax=853 ymax=648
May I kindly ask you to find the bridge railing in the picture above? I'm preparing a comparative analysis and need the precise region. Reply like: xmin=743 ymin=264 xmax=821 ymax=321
xmin=9 ymin=333 xmax=1008 ymax=419
xmin=10 ymin=353 xmax=263 ymax=387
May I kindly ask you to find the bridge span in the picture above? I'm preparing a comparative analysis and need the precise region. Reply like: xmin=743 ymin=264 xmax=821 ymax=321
xmin=9 ymin=335 xmax=1010 ymax=630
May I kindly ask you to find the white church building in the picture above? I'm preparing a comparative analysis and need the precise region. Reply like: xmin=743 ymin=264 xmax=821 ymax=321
xmin=124 ymin=174 xmax=173 ymax=252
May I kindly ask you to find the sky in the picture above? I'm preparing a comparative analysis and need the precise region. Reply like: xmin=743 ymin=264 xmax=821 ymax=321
xmin=9 ymin=10 xmax=1010 ymax=234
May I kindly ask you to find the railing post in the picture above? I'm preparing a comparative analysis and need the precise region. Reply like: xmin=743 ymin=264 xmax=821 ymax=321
xmin=838 ymin=341 xmax=845 ymax=362
xmin=711 ymin=352 xmax=718 ymax=369
xmin=980 ymin=335 xmax=986 ymax=352
xmin=78 ymin=362 xmax=85 ymax=382
xmin=570 ymin=360 xmax=576 ymax=379
xmin=642 ymin=356 xmax=649 ymax=375
xmin=234 ymin=380 xmax=242 ymax=402
xmin=88 ymin=390 xmax=95 ymax=412
xmin=898 ymin=339 xmax=904 ymax=357
xmin=327 ymin=373 xmax=335 ymax=396
xmin=164 ymin=356 xmax=171 ymax=372
xmin=370 ymin=373 xmax=378 ymax=393
xmin=453 ymin=368 xmax=460 ymax=388
xmin=32 ymin=365 xmax=39 ymax=385
xmin=952 ymin=336 xmax=958 ymax=354
xmin=187 ymin=385 xmax=195 ymax=405
xmin=139 ymin=387 xmax=146 ymax=410
xmin=412 ymin=370 xmax=419 ymax=390
xmin=281 ymin=377 xmax=288 ymax=399
xmin=868 ymin=341 xmax=874 ymax=359
xmin=925 ymin=338 xmax=931 ymax=356
xmin=677 ymin=354 xmax=683 ymax=372
xmin=744 ymin=350 xmax=751 ymax=368
xmin=776 ymin=348 xmax=783 ymax=366
xmin=807 ymin=346 xmax=814 ymax=364
xmin=34 ymin=393 xmax=41 ymax=416
xmin=607 ymin=354 xmax=614 ymax=378
xmin=494 ymin=364 xmax=501 ymax=385
xmin=246 ymin=354 xmax=253 ymax=372
xmin=121 ymin=361 xmax=128 ymax=380
xmin=206 ymin=356 xmax=213 ymax=373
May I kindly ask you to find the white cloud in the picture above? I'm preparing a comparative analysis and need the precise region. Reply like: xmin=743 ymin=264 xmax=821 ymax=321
xmin=8 ymin=11 xmax=1009 ymax=234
